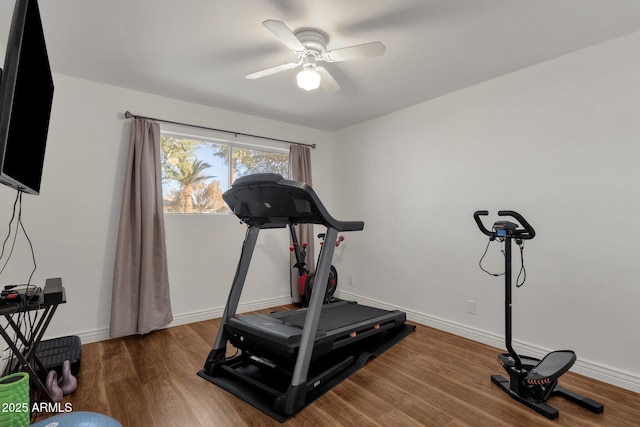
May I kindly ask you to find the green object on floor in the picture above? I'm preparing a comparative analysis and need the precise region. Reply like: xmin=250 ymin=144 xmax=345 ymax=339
xmin=0 ymin=372 xmax=30 ymax=427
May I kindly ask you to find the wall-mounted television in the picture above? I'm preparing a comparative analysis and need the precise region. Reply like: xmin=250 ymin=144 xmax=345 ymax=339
xmin=0 ymin=0 xmax=54 ymax=195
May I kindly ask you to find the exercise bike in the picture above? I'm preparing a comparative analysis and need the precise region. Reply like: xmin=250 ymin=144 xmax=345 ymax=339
xmin=473 ymin=210 xmax=604 ymax=420
xmin=289 ymin=224 xmax=344 ymax=306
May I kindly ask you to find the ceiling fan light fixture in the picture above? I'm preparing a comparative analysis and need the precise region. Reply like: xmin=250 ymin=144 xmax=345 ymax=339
xmin=249 ymin=20 xmax=384 ymax=93
xmin=296 ymin=68 xmax=321 ymax=91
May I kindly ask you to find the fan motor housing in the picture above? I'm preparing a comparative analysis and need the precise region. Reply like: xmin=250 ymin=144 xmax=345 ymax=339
xmin=295 ymin=29 xmax=328 ymax=55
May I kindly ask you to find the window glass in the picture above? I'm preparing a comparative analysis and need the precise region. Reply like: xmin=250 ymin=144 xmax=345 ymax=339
xmin=160 ymin=134 xmax=288 ymax=213
xmin=232 ymin=146 xmax=289 ymax=180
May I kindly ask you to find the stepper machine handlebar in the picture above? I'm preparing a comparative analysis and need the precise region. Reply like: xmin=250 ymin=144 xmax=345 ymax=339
xmin=498 ymin=210 xmax=535 ymax=239
xmin=473 ymin=210 xmax=536 ymax=240
xmin=473 ymin=210 xmax=492 ymax=236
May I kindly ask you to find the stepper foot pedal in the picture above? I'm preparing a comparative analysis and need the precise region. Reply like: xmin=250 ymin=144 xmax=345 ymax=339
xmin=497 ymin=353 xmax=540 ymax=370
xmin=524 ymin=350 xmax=575 ymax=386
xmin=492 ymin=351 xmax=604 ymax=420
xmin=497 ymin=353 xmax=515 ymax=368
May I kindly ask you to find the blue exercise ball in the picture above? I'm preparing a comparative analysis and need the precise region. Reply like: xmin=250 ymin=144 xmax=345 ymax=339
xmin=31 ymin=411 xmax=122 ymax=427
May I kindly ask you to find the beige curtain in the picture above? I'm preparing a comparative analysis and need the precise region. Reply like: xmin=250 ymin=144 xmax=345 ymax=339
xmin=289 ymin=144 xmax=314 ymax=303
xmin=110 ymin=118 xmax=173 ymax=338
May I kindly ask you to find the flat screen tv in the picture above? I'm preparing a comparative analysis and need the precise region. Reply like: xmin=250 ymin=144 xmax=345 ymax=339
xmin=0 ymin=0 xmax=53 ymax=195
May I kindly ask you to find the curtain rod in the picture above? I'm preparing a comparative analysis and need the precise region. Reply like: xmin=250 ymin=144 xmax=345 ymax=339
xmin=123 ymin=111 xmax=316 ymax=149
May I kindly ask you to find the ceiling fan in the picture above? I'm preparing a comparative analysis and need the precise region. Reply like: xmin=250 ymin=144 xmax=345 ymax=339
xmin=245 ymin=19 xmax=386 ymax=92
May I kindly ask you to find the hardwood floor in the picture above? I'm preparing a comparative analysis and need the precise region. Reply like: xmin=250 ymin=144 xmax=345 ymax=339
xmin=36 ymin=307 xmax=640 ymax=426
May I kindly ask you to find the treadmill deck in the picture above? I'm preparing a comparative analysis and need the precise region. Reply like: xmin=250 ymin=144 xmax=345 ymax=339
xmin=226 ymin=300 xmax=406 ymax=364
xmin=273 ymin=302 xmax=395 ymax=330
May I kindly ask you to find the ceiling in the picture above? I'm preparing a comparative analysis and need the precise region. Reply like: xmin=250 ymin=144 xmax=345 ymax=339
xmin=3 ymin=0 xmax=640 ymax=131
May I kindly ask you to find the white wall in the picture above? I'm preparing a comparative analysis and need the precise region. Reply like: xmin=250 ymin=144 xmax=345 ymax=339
xmin=0 ymin=74 xmax=334 ymax=343
xmin=332 ymin=31 xmax=640 ymax=392
xmin=2 ymin=26 xmax=638 ymax=393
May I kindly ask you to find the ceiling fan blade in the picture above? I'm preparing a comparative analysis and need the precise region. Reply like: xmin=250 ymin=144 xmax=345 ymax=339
xmin=245 ymin=61 xmax=300 ymax=79
xmin=323 ymin=41 xmax=386 ymax=62
xmin=262 ymin=19 xmax=305 ymax=52
xmin=317 ymin=66 xmax=340 ymax=93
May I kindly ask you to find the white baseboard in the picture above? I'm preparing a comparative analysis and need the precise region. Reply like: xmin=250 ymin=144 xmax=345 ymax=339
xmin=67 ymin=295 xmax=294 ymax=345
xmin=50 ymin=291 xmax=640 ymax=394
xmin=336 ymin=289 xmax=640 ymax=394
xmin=71 ymin=327 xmax=110 ymax=344
xmin=166 ymin=295 xmax=293 ymax=328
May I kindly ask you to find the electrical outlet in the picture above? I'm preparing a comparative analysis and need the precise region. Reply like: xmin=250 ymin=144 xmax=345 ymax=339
xmin=467 ymin=300 xmax=476 ymax=315
xmin=348 ymin=275 xmax=354 ymax=286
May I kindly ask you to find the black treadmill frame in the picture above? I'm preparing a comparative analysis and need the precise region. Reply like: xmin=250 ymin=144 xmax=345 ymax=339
xmin=199 ymin=174 xmax=413 ymax=419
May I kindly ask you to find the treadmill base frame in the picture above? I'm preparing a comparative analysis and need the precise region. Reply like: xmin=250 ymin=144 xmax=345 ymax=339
xmin=198 ymin=323 xmax=415 ymax=422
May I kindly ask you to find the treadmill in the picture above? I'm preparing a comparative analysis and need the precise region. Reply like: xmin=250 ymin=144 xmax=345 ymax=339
xmin=198 ymin=173 xmax=414 ymax=421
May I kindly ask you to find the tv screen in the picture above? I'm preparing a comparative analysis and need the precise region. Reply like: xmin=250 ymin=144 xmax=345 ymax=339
xmin=0 ymin=0 xmax=53 ymax=195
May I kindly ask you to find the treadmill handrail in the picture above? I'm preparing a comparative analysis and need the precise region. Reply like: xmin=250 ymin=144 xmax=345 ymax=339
xmin=223 ymin=174 xmax=364 ymax=232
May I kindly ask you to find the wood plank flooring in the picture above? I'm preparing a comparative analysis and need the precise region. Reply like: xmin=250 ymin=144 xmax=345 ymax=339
xmin=34 ymin=307 xmax=640 ymax=426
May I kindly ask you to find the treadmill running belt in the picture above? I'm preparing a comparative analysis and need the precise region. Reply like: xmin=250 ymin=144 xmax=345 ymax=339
xmin=277 ymin=303 xmax=392 ymax=331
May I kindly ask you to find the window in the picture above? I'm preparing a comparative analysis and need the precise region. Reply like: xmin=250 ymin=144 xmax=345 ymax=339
xmin=160 ymin=131 xmax=289 ymax=213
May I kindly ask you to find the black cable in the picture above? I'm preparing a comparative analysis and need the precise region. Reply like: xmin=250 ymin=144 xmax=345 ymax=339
xmin=0 ymin=191 xmax=38 ymax=283
xmin=17 ymin=192 xmax=37 ymax=285
xmin=0 ymin=191 xmax=21 ymax=275
xmin=479 ymin=238 xmax=505 ymax=277
xmin=225 ymin=347 xmax=240 ymax=361
xmin=0 ymin=190 xmax=40 ymax=378
xmin=5 ymin=301 xmax=41 ymax=376
xmin=516 ymin=241 xmax=527 ymax=287
xmin=0 ymin=192 xmax=20 ymax=376
xmin=16 ymin=191 xmax=39 ymax=383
